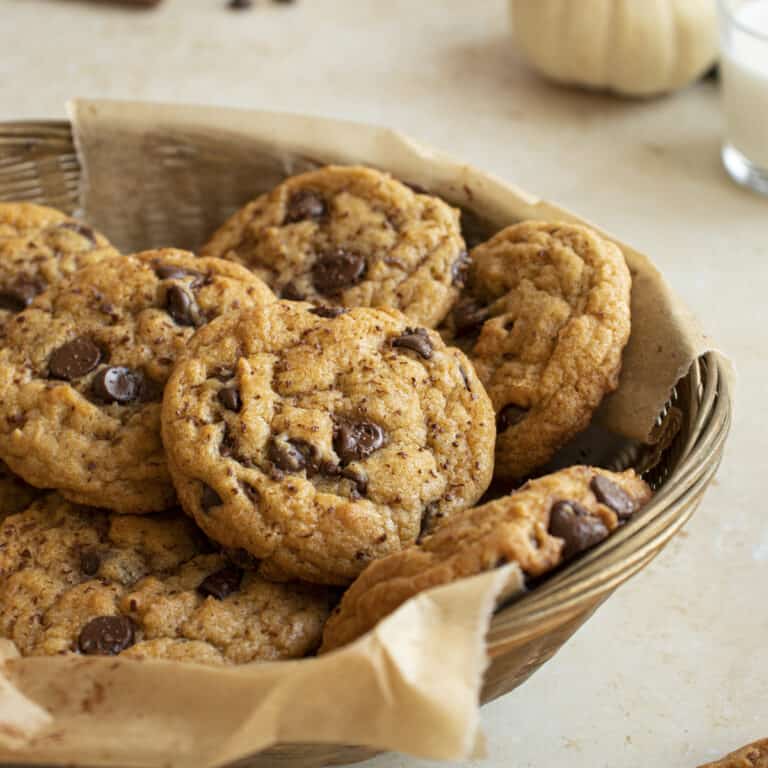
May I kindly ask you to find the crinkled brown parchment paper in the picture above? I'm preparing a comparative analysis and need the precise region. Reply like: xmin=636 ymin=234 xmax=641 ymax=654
xmin=0 ymin=99 xmax=722 ymax=767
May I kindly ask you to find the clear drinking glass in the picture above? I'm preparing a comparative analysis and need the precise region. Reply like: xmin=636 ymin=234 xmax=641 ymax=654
xmin=719 ymin=0 xmax=768 ymax=196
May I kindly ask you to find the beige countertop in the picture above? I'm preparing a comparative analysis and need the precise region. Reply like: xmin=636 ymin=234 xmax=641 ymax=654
xmin=1 ymin=1 xmax=765 ymax=766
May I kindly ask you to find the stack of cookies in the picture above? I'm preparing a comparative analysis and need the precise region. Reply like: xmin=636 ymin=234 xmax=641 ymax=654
xmin=0 ymin=166 xmax=652 ymax=665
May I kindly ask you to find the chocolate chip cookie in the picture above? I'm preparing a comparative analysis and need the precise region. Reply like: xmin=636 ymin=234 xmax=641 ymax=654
xmin=0 ymin=202 xmax=118 ymax=324
xmin=0 ymin=495 xmax=334 ymax=664
xmin=0 ymin=250 xmax=275 ymax=513
xmin=0 ymin=460 xmax=40 ymax=522
xmin=320 ymin=466 xmax=651 ymax=651
xmin=200 ymin=165 xmax=467 ymax=328
xmin=444 ymin=221 xmax=632 ymax=480
xmin=699 ymin=740 xmax=768 ymax=768
xmin=161 ymin=301 xmax=495 ymax=585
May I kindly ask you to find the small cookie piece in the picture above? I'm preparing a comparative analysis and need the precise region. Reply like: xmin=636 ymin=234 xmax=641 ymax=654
xmin=319 ymin=466 xmax=651 ymax=651
xmin=699 ymin=740 xmax=768 ymax=768
xmin=0 ymin=250 xmax=274 ymax=513
xmin=201 ymin=165 xmax=467 ymax=328
xmin=0 ymin=495 xmax=334 ymax=664
xmin=0 ymin=202 xmax=118 ymax=323
xmin=0 ymin=460 xmax=41 ymax=522
xmin=445 ymin=221 xmax=631 ymax=480
xmin=161 ymin=302 xmax=495 ymax=585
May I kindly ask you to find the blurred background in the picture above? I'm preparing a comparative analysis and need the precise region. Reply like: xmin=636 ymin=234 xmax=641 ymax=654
xmin=1 ymin=2 xmax=766 ymax=767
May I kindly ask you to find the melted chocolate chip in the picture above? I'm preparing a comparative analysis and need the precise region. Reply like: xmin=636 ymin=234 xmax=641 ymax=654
xmin=218 ymin=386 xmax=242 ymax=412
xmin=78 ymin=616 xmax=135 ymax=656
xmin=451 ymin=299 xmax=489 ymax=336
xmin=268 ymin=437 xmax=315 ymax=473
xmin=0 ymin=278 xmax=44 ymax=313
xmin=79 ymin=550 xmax=101 ymax=576
xmin=153 ymin=263 xmax=204 ymax=284
xmin=392 ymin=327 xmax=433 ymax=359
xmin=311 ymin=250 xmax=366 ymax=294
xmin=165 ymin=285 xmax=201 ymax=326
xmin=451 ymin=250 xmax=470 ymax=286
xmin=281 ymin=281 xmax=307 ymax=301
xmin=497 ymin=404 xmax=528 ymax=432
xmin=49 ymin=337 xmax=102 ymax=380
xmin=201 ymin=484 xmax=223 ymax=512
xmin=548 ymin=500 xmax=609 ymax=559
xmin=334 ymin=421 xmax=385 ymax=465
xmin=197 ymin=565 xmax=243 ymax=600
xmin=284 ymin=189 xmax=326 ymax=224
xmin=91 ymin=367 xmax=143 ymax=404
xmin=58 ymin=221 xmax=97 ymax=246
xmin=309 ymin=305 xmax=347 ymax=318
xmin=590 ymin=475 xmax=637 ymax=521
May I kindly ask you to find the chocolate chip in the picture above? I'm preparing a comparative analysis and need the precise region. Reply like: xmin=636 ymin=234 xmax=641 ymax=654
xmin=451 ymin=250 xmax=470 ymax=286
xmin=341 ymin=466 xmax=368 ymax=498
xmin=218 ymin=386 xmax=242 ymax=412
xmin=451 ymin=299 xmax=489 ymax=335
xmin=590 ymin=475 xmax=637 ymax=521
xmin=78 ymin=616 xmax=136 ymax=656
xmin=0 ymin=278 xmax=44 ymax=313
xmin=268 ymin=437 xmax=315 ymax=473
xmin=281 ymin=281 xmax=307 ymax=301
xmin=91 ymin=367 xmax=143 ymax=404
xmin=284 ymin=189 xmax=326 ymax=224
xmin=548 ymin=500 xmax=609 ymax=559
xmin=309 ymin=306 xmax=347 ymax=318
xmin=165 ymin=285 xmax=201 ymax=326
xmin=201 ymin=484 xmax=223 ymax=512
xmin=49 ymin=337 xmax=102 ymax=380
xmin=79 ymin=550 xmax=101 ymax=576
xmin=197 ymin=565 xmax=243 ymax=600
xmin=334 ymin=421 xmax=385 ymax=465
xmin=497 ymin=404 xmax=528 ymax=432
xmin=58 ymin=221 xmax=97 ymax=246
xmin=311 ymin=250 xmax=366 ymax=294
xmin=153 ymin=263 xmax=204 ymax=284
xmin=392 ymin=327 xmax=433 ymax=359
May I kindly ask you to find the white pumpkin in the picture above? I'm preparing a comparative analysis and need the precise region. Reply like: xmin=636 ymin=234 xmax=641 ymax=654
xmin=509 ymin=0 xmax=719 ymax=97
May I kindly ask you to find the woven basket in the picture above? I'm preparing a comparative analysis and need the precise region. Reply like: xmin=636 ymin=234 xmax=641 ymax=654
xmin=0 ymin=120 xmax=733 ymax=768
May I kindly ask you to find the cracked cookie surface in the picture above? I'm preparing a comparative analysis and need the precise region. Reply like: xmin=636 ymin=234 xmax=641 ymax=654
xmin=0 ymin=250 xmax=274 ymax=513
xmin=0 ymin=203 xmax=118 ymax=325
xmin=320 ymin=466 xmax=651 ymax=651
xmin=0 ymin=495 xmax=334 ymax=664
xmin=161 ymin=301 xmax=495 ymax=585
xmin=200 ymin=165 xmax=467 ymax=328
xmin=444 ymin=221 xmax=632 ymax=480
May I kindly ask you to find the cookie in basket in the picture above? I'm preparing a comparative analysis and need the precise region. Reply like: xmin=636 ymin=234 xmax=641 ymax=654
xmin=0 ymin=495 xmax=334 ymax=664
xmin=0 ymin=460 xmax=41 ymax=522
xmin=161 ymin=301 xmax=495 ymax=585
xmin=0 ymin=202 xmax=118 ymax=323
xmin=320 ymin=466 xmax=651 ymax=651
xmin=200 ymin=165 xmax=468 ymax=328
xmin=0 ymin=250 xmax=275 ymax=513
xmin=443 ymin=221 xmax=632 ymax=480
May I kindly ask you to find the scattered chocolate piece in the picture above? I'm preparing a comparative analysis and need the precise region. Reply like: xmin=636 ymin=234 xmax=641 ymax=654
xmin=201 ymin=484 xmax=223 ymax=512
xmin=334 ymin=421 xmax=385 ymax=464
xmin=218 ymin=385 xmax=242 ymax=412
xmin=451 ymin=298 xmax=489 ymax=335
xmin=78 ymin=616 xmax=136 ymax=656
xmin=165 ymin=284 xmax=201 ymax=326
xmin=0 ymin=279 xmax=44 ymax=313
xmin=311 ymin=250 xmax=366 ymax=294
xmin=309 ymin=305 xmax=347 ymax=318
xmin=284 ymin=189 xmax=326 ymax=224
xmin=49 ymin=337 xmax=102 ymax=380
xmin=197 ymin=565 xmax=243 ymax=600
xmin=91 ymin=367 xmax=143 ymax=404
xmin=451 ymin=249 xmax=470 ymax=286
xmin=79 ymin=550 xmax=101 ymax=576
xmin=392 ymin=327 xmax=433 ymax=359
xmin=590 ymin=475 xmax=637 ymax=521
xmin=548 ymin=500 xmax=609 ymax=559
xmin=497 ymin=404 xmax=528 ymax=432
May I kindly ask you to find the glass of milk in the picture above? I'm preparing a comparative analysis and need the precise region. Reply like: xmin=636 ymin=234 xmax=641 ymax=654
xmin=719 ymin=0 xmax=768 ymax=195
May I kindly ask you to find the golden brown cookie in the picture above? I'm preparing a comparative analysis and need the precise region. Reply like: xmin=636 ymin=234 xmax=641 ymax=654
xmin=161 ymin=301 xmax=495 ymax=585
xmin=699 ymin=740 xmax=768 ymax=768
xmin=0 ymin=202 xmax=118 ymax=323
xmin=0 ymin=250 xmax=274 ymax=513
xmin=0 ymin=495 xmax=334 ymax=664
xmin=320 ymin=466 xmax=651 ymax=651
xmin=200 ymin=165 xmax=467 ymax=328
xmin=444 ymin=221 xmax=631 ymax=480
